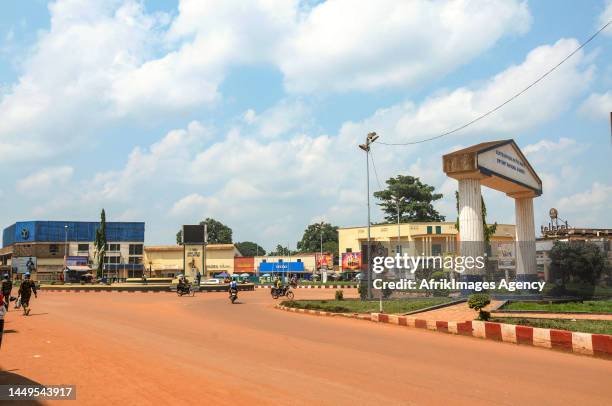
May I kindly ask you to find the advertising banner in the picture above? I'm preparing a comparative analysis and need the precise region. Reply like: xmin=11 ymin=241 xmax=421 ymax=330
xmin=315 ymin=253 xmax=332 ymax=270
xmin=496 ymin=242 xmax=516 ymax=270
xmin=234 ymin=257 xmax=255 ymax=273
xmin=13 ymin=257 xmax=37 ymax=274
xmin=341 ymin=252 xmax=361 ymax=270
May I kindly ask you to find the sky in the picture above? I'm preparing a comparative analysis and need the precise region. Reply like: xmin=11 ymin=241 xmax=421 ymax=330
xmin=0 ymin=0 xmax=611 ymax=251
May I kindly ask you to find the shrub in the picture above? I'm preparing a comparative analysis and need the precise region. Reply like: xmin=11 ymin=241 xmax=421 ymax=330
xmin=468 ymin=293 xmax=491 ymax=321
xmin=335 ymin=290 xmax=344 ymax=301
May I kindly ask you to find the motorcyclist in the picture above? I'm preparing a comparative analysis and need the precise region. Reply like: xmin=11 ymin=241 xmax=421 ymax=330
xmin=229 ymin=279 xmax=238 ymax=298
xmin=273 ymin=276 xmax=283 ymax=296
xmin=177 ymin=275 xmax=190 ymax=294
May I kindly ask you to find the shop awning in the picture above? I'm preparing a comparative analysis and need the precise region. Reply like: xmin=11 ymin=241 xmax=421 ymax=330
xmin=65 ymin=266 xmax=92 ymax=272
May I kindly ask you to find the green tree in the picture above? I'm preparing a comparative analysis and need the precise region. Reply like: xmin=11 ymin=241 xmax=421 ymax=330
xmin=297 ymin=222 xmax=338 ymax=252
xmin=176 ymin=218 xmax=233 ymax=245
xmin=235 ymin=241 xmax=266 ymax=256
xmin=94 ymin=209 xmax=107 ymax=279
xmin=549 ymin=241 xmax=608 ymax=285
xmin=374 ymin=175 xmax=445 ymax=222
xmin=267 ymin=244 xmax=294 ymax=256
xmin=297 ymin=222 xmax=339 ymax=265
xmin=454 ymin=191 xmax=497 ymax=242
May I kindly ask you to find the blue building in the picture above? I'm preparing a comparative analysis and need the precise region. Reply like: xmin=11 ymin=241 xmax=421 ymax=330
xmin=1 ymin=221 xmax=145 ymax=281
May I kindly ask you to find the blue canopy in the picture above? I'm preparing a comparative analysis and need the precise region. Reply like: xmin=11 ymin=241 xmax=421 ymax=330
xmin=215 ymin=272 xmax=230 ymax=278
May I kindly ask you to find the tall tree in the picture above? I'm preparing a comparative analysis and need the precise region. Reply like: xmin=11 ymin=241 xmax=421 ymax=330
xmin=297 ymin=222 xmax=338 ymax=253
xmin=94 ymin=209 xmax=107 ymax=278
xmin=549 ymin=241 xmax=608 ymax=285
xmin=176 ymin=218 xmax=233 ymax=245
xmin=454 ymin=191 xmax=497 ymax=242
xmin=267 ymin=244 xmax=295 ymax=256
xmin=374 ymin=175 xmax=445 ymax=223
xmin=235 ymin=241 xmax=266 ymax=256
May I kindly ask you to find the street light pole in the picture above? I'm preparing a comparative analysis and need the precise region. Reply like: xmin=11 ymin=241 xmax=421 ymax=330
xmin=64 ymin=224 xmax=68 ymax=268
xmin=359 ymin=132 xmax=379 ymax=301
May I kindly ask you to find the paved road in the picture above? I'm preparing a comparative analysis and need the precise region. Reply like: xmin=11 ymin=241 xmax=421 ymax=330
xmin=1 ymin=289 xmax=610 ymax=405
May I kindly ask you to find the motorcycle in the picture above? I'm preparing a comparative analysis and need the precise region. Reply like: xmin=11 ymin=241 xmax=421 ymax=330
xmin=177 ymin=284 xmax=196 ymax=297
xmin=229 ymin=288 xmax=238 ymax=304
xmin=271 ymin=285 xmax=294 ymax=300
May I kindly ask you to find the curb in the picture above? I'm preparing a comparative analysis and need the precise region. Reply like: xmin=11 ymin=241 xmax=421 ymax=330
xmin=275 ymin=305 xmax=612 ymax=359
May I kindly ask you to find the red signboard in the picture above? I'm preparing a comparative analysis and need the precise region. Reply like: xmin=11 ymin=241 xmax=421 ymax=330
xmin=234 ymin=256 xmax=255 ymax=273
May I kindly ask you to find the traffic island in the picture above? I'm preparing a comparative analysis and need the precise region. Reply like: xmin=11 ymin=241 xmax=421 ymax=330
xmin=275 ymin=304 xmax=612 ymax=359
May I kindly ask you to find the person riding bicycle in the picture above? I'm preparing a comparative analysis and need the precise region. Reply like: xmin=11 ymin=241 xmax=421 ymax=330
xmin=229 ymin=279 xmax=238 ymax=298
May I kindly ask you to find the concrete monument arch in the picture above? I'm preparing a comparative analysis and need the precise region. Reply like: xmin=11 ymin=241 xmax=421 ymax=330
xmin=443 ymin=139 xmax=542 ymax=283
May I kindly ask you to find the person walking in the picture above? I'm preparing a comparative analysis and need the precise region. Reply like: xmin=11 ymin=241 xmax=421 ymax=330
xmin=18 ymin=272 xmax=37 ymax=316
xmin=196 ymin=270 xmax=201 ymax=286
xmin=1 ymin=274 xmax=11 ymax=311
xmin=0 ymin=291 xmax=5 ymax=348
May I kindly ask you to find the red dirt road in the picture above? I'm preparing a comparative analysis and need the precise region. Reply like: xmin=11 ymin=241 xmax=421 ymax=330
xmin=1 ymin=289 xmax=611 ymax=406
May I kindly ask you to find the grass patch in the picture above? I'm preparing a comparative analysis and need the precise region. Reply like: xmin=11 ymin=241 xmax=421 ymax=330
xmin=502 ymin=300 xmax=612 ymax=313
xmin=280 ymin=298 xmax=452 ymax=314
xmin=490 ymin=317 xmax=612 ymax=335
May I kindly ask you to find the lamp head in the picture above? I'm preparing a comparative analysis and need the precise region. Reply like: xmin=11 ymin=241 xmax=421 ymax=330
xmin=358 ymin=144 xmax=369 ymax=152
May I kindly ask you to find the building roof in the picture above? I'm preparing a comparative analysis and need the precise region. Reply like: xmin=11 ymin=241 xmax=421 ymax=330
xmin=338 ymin=222 xmax=515 ymax=230
xmin=144 ymin=244 xmax=239 ymax=252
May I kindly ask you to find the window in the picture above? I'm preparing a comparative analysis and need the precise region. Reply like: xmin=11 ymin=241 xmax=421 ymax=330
xmin=128 ymin=257 xmax=142 ymax=264
xmin=426 ymin=226 xmax=433 ymax=234
xmin=49 ymin=244 xmax=59 ymax=255
xmin=297 ymin=259 xmax=302 ymax=262
xmin=78 ymin=244 xmax=89 ymax=252
xmin=435 ymin=226 xmax=442 ymax=234
xmin=129 ymin=244 xmax=143 ymax=255
xmin=262 ymin=259 xmax=267 ymax=263
xmin=104 ymin=256 xmax=120 ymax=264
xmin=346 ymin=248 xmax=352 ymax=253
xmin=431 ymin=244 xmax=442 ymax=256
xmin=108 ymin=244 xmax=120 ymax=252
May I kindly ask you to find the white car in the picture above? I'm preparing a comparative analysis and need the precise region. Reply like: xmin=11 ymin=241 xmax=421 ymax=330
xmin=201 ymin=278 xmax=221 ymax=285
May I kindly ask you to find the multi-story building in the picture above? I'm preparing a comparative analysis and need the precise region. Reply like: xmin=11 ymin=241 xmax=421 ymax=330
xmin=1 ymin=221 xmax=145 ymax=281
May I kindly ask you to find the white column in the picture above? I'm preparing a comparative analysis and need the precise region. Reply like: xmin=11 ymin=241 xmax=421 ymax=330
xmin=514 ymin=197 xmax=537 ymax=280
xmin=458 ymin=178 xmax=485 ymax=275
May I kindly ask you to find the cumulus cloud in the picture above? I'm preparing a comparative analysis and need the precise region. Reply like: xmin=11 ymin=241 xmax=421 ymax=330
xmin=0 ymin=0 xmax=532 ymax=162
xmin=17 ymin=166 xmax=74 ymax=194
xmin=556 ymin=182 xmax=612 ymax=225
xmin=337 ymin=39 xmax=593 ymax=146
xmin=278 ymin=0 xmax=531 ymax=93
xmin=599 ymin=1 xmax=612 ymax=33
xmin=579 ymin=91 xmax=612 ymax=119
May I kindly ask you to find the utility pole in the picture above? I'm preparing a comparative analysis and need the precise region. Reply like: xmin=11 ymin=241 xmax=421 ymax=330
xmin=359 ymin=132 xmax=379 ymax=300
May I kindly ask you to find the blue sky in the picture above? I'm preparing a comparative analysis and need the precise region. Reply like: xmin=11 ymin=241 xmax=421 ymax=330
xmin=0 ymin=0 xmax=611 ymax=250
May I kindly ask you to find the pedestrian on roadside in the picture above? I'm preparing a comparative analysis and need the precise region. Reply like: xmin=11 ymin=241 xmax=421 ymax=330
xmin=18 ymin=272 xmax=37 ymax=316
xmin=196 ymin=270 xmax=201 ymax=286
xmin=1 ymin=274 xmax=11 ymax=311
xmin=0 ymin=291 xmax=5 ymax=348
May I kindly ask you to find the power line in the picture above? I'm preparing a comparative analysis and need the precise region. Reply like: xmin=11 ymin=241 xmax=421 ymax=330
xmin=377 ymin=19 xmax=612 ymax=147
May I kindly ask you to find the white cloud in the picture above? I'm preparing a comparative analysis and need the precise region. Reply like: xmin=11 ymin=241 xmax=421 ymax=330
xmin=278 ymin=0 xmax=531 ymax=93
xmin=579 ymin=91 xmax=612 ymax=119
xmin=0 ymin=0 xmax=534 ymax=162
xmin=599 ymin=1 xmax=612 ymax=34
xmin=557 ymin=182 xmax=612 ymax=225
xmin=17 ymin=166 xmax=74 ymax=194
xmin=338 ymin=39 xmax=593 ymax=145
